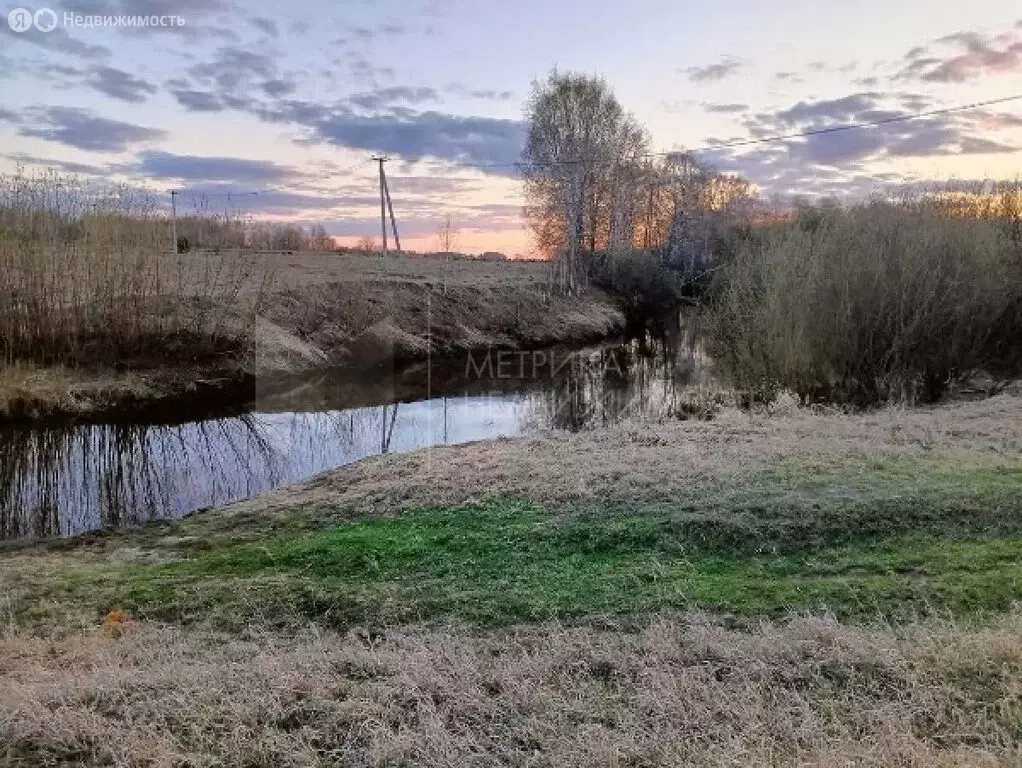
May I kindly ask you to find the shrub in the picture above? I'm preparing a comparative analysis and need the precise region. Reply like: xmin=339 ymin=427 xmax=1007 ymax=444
xmin=706 ymin=193 xmax=1022 ymax=404
xmin=590 ymin=249 xmax=680 ymax=326
xmin=0 ymin=169 xmax=268 ymax=369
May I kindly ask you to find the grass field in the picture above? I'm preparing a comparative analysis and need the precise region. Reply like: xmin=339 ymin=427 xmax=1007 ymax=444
xmin=3 ymin=393 xmax=1022 ymax=765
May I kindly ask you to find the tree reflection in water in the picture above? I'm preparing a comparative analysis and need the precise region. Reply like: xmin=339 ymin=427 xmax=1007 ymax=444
xmin=1 ymin=326 xmax=718 ymax=541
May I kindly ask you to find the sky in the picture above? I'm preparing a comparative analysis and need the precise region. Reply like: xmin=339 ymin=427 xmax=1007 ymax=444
xmin=1 ymin=0 xmax=1021 ymax=255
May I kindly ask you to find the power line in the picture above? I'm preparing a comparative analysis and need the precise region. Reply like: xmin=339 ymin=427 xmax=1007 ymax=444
xmin=447 ymin=92 xmax=1022 ymax=171
xmin=167 ymin=159 xmax=371 ymax=198
xmin=679 ymin=93 xmax=1022 ymax=155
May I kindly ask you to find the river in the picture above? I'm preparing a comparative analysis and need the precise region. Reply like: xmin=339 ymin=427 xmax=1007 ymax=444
xmin=1 ymin=322 xmax=715 ymax=540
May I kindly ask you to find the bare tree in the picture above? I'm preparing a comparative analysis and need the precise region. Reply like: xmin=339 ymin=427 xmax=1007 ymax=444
xmin=437 ymin=214 xmax=458 ymax=254
xmin=308 ymin=223 xmax=333 ymax=251
xmin=356 ymin=235 xmax=379 ymax=254
xmin=521 ymin=71 xmax=648 ymax=293
xmin=437 ymin=214 xmax=458 ymax=294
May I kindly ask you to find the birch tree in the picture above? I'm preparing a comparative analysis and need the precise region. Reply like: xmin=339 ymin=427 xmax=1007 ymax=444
xmin=521 ymin=72 xmax=648 ymax=292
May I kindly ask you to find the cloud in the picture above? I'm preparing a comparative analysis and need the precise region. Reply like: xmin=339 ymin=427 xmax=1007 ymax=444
xmin=898 ymin=27 xmax=1022 ymax=82
xmin=750 ymin=92 xmax=1017 ymax=161
xmin=347 ymin=21 xmax=406 ymax=42
xmin=188 ymin=47 xmax=277 ymax=90
xmin=774 ymin=71 xmax=806 ymax=84
xmin=87 ymin=66 xmax=157 ymax=103
xmin=445 ymin=83 xmax=515 ymax=101
xmin=702 ymin=102 xmax=748 ymax=114
xmin=309 ymin=111 xmax=526 ymax=169
xmin=169 ymin=88 xmax=224 ymax=111
xmin=136 ymin=151 xmax=302 ymax=183
xmin=349 ymin=86 xmax=440 ymax=111
xmin=19 ymin=107 xmax=166 ymax=152
xmin=0 ymin=21 xmax=109 ymax=60
xmin=344 ymin=51 xmax=397 ymax=87
xmin=773 ymin=94 xmax=882 ymax=126
xmin=251 ymin=17 xmax=279 ymax=37
xmin=976 ymin=111 xmax=1022 ymax=130
xmin=4 ymin=152 xmax=109 ymax=175
xmin=261 ymin=79 xmax=297 ymax=97
xmin=702 ymin=90 xmax=1021 ymax=198
xmin=683 ymin=56 xmax=743 ymax=83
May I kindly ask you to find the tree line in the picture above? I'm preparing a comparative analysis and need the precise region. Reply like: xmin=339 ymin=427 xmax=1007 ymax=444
xmin=521 ymin=71 xmax=757 ymax=293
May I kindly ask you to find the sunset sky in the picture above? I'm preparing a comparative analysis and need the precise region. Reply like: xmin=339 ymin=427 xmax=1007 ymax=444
xmin=2 ymin=0 xmax=1022 ymax=255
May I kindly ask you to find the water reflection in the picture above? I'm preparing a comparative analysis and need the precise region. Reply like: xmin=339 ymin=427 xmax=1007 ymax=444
xmin=1 ymin=327 xmax=718 ymax=540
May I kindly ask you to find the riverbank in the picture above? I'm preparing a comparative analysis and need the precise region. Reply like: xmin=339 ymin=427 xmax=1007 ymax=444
xmin=0 ymin=253 xmax=625 ymax=423
xmin=3 ymin=393 xmax=1022 ymax=764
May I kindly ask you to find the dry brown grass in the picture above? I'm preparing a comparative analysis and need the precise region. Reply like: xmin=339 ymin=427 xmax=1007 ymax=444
xmin=219 ymin=390 xmax=1022 ymax=529
xmin=0 ymin=245 xmax=620 ymax=421
xmin=3 ymin=395 xmax=1021 ymax=764
xmin=2 ymin=614 xmax=1020 ymax=766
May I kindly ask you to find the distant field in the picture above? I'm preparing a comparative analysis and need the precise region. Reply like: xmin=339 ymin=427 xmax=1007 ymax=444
xmin=238 ymin=250 xmax=553 ymax=293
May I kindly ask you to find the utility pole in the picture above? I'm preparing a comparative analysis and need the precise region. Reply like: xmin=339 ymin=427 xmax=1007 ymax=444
xmin=376 ymin=156 xmax=387 ymax=252
xmin=170 ymin=189 xmax=178 ymax=254
xmin=372 ymin=155 xmax=401 ymax=253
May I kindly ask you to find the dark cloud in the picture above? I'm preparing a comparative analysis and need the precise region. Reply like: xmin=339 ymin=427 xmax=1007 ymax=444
xmin=976 ymin=111 xmax=1022 ymax=130
xmin=898 ymin=27 xmax=1022 ymax=82
xmin=0 ymin=21 xmax=109 ymax=60
xmin=807 ymin=60 xmax=857 ymax=74
xmin=380 ymin=176 xmax=483 ymax=195
xmin=261 ymin=79 xmax=297 ymax=97
xmin=774 ymin=71 xmax=805 ymax=84
xmin=445 ymin=83 xmax=514 ymax=101
xmin=466 ymin=89 xmax=513 ymax=101
xmin=701 ymin=90 xmax=1020 ymax=198
xmin=180 ymin=82 xmax=524 ymax=174
xmin=683 ymin=56 xmax=743 ymax=83
xmin=702 ymin=102 xmax=748 ymax=114
xmin=0 ymin=108 xmax=21 ymax=123
xmin=170 ymin=88 xmax=225 ymax=111
xmin=253 ymin=98 xmax=335 ymax=125
xmin=19 ymin=107 xmax=166 ymax=152
xmin=4 ymin=152 xmax=109 ymax=175
xmin=773 ymin=94 xmax=881 ymax=126
xmin=187 ymin=47 xmax=277 ymax=91
xmin=309 ymin=111 xmax=526 ymax=170
xmin=251 ymin=17 xmax=279 ymax=37
xmin=87 ymin=66 xmax=157 ymax=103
xmin=345 ymin=52 xmax=397 ymax=87
xmin=348 ymin=21 xmax=405 ymax=42
xmin=136 ymin=151 xmax=302 ymax=183
xmin=349 ymin=86 xmax=439 ymax=111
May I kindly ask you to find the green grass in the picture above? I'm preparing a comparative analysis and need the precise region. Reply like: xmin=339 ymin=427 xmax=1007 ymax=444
xmin=8 ymin=456 xmax=1022 ymax=631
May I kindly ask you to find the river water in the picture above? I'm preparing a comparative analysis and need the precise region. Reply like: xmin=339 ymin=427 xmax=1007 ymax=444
xmin=1 ymin=323 xmax=716 ymax=540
